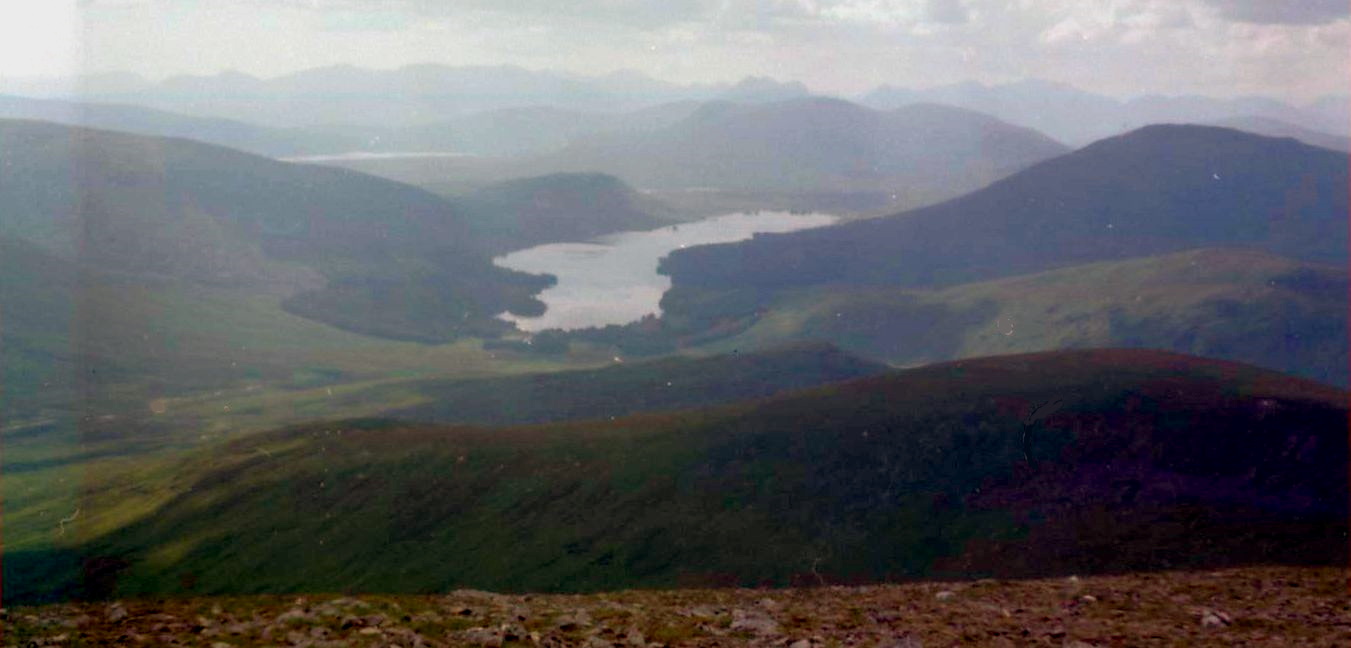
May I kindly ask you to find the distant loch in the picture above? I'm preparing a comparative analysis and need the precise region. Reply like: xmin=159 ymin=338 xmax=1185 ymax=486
xmin=494 ymin=211 xmax=837 ymax=332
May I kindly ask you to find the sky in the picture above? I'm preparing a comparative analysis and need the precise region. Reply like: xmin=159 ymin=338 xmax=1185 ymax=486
xmin=0 ymin=0 xmax=1346 ymax=101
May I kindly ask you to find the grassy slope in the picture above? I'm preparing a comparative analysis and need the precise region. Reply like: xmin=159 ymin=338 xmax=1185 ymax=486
xmin=682 ymin=248 xmax=1348 ymax=385
xmin=19 ymin=349 xmax=1342 ymax=602
xmin=1 ymin=342 xmax=878 ymax=593
xmin=381 ymin=342 xmax=888 ymax=426
xmin=0 ymin=235 xmax=596 ymax=573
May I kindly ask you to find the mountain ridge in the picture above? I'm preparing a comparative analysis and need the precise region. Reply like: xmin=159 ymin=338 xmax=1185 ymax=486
xmin=19 ymin=348 xmax=1342 ymax=601
xmin=661 ymin=124 xmax=1348 ymax=291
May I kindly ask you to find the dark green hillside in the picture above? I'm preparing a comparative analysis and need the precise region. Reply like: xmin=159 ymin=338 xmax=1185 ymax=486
xmin=454 ymin=173 xmax=676 ymax=253
xmin=657 ymin=248 xmax=1348 ymax=385
xmin=0 ymin=237 xmax=78 ymax=415
xmin=37 ymin=350 xmax=1344 ymax=602
xmin=0 ymin=119 xmax=548 ymax=341
xmin=382 ymin=342 xmax=888 ymax=425
xmin=662 ymin=125 xmax=1348 ymax=290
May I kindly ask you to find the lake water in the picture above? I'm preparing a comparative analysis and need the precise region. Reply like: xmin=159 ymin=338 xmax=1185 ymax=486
xmin=494 ymin=211 xmax=837 ymax=332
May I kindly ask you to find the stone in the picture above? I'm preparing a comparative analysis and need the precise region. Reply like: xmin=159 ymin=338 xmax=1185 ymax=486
xmin=1200 ymin=609 xmax=1232 ymax=628
xmin=884 ymin=636 xmax=922 ymax=648
xmin=107 ymin=604 xmax=129 ymax=623
xmin=461 ymin=626 xmax=503 ymax=647
xmin=275 ymin=609 xmax=311 ymax=624
xmin=729 ymin=609 xmax=782 ymax=636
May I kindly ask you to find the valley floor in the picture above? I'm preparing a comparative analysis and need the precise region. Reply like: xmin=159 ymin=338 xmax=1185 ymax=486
xmin=4 ymin=566 xmax=1346 ymax=647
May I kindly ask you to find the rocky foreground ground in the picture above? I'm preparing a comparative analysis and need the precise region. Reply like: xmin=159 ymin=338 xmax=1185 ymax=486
xmin=4 ymin=566 xmax=1348 ymax=647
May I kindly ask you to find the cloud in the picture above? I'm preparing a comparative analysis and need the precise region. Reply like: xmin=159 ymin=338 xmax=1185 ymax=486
xmin=1202 ymin=0 xmax=1349 ymax=25
xmin=45 ymin=0 xmax=1351 ymax=102
xmin=925 ymin=0 xmax=967 ymax=24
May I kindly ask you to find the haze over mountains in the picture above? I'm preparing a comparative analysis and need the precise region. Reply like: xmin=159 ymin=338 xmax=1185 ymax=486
xmin=861 ymin=78 xmax=1350 ymax=145
xmin=19 ymin=66 xmax=809 ymax=129
xmin=8 ymin=65 xmax=1345 ymax=162
xmin=511 ymin=98 xmax=1068 ymax=206
xmin=0 ymin=94 xmax=363 ymax=157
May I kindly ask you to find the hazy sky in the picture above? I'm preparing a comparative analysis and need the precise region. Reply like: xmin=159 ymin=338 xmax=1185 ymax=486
xmin=2 ymin=0 xmax=1347 ymax=100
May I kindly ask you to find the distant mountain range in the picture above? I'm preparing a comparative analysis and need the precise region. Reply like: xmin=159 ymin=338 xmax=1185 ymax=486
xmin=507 ymin=98 xmax=1069 ymax=208
xmin=1208 ymin=115 xmax=1350 ymax=152
xmin=359 ymin=101 xmax=704 ymax=158
xmin=860 ymin=79 xmax=1350 ymax=145
xmin=16 ymin=66 xmax=809 ymax=129
xmin=0 ymin=94 xmax=363 ymax=157
xmin=23 ymin=348 xmax=1342 ymax=600
xmin=8 ymin=69 xmax=1344 ymax=175
xmin=16 ymin=66 xmax=1344 ymax=155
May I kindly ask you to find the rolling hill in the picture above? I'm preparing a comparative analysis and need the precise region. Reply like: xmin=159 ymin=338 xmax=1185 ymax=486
xmin=660 ymin=248 xmax=1347 ymax=385
xmin=513 ymin=98 xmax=1068 ymax=208
xmin=23 ymin=349 xmax=1342 ymax=602
xmin=0 ymin=94 xmax=360 ymax=157
xmin=381 ymin=342 xmax=889 ymax=426
xmin=0 ymin=119 xmax=550 ymax=342
xmin=453 ymin=173 xmax=678 ymax=253
xmin=661 ymin=125 xmax=1348 ymax=292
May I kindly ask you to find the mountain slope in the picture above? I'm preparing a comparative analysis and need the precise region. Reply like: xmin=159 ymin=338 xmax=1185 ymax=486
xmin=517 ymin=98 xmax=1068 ymax=208
xmin=665 ymin=248 xmax=1347 ymax=385
xmin=39 ymin=350 xmax=1346 ymax=600
xmin=0 ymin=94 xmax=359 ymax=157
xmin=453 ymin=173 xmax=676 ymax=253
xmin=365 ymin=102 xmax=703 ymax=158
xmin=382 ymin=342 xmax=889 ymax=425
xmin=861 ymin=79 xmax=1349 ymax=144
xmin=1209 ymin=115 xmax=1350 ymax=152
xmin=0 ymin=119 xmax=549 ymax=342
xmin=662 ymin=125 xmax=1348 ymax=292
